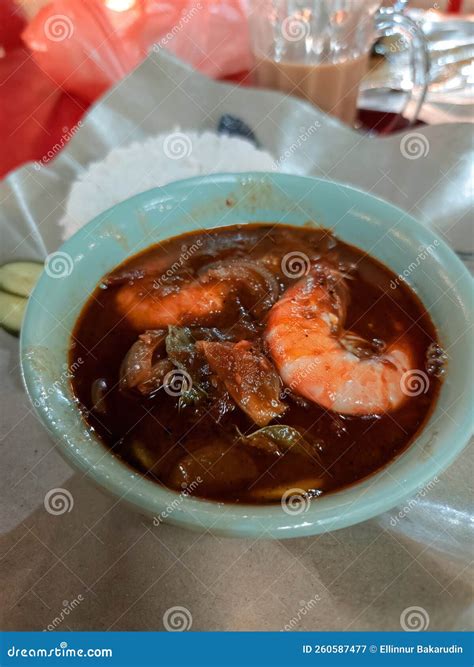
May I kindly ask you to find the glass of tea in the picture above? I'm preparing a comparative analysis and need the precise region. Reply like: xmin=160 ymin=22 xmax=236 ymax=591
xmin=248 ymin=0 xmax=429 ymax=126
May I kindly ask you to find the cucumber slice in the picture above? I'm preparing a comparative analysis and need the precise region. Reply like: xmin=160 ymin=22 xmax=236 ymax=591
xmin=0 ymin=261 xmax=43 ymax=298
xmin=0 ymin=291 xmax=28 ymax=335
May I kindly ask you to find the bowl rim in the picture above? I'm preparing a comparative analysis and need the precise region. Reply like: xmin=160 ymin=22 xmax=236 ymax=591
xmin=20 ymin=172 xmax=474 ymax=538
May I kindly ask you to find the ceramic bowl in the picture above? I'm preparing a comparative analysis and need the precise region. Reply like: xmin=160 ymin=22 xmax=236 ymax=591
xmin=21 ymin=173 xmax=473 ymax=538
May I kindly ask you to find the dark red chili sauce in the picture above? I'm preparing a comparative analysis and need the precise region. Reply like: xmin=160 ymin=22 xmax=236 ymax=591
xmin=69 ymin=224 xmax=443 ymax=503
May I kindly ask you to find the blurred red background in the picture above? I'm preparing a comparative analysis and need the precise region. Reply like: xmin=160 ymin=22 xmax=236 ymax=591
xmin=0 ymin=0 xmax=469 ymax=179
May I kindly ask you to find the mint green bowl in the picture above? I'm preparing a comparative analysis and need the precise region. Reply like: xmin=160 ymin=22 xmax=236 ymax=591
xmin=20 ymin=173 xmax=473 ymax=538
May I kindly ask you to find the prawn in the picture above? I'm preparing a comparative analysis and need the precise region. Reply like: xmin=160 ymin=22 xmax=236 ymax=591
xmin=116 ymin=280 xmax=228 ymax=330
xmin=265 ymin=268 xmax=413 ymax=416
xmin=114 ymin=258 xmax=279 ymax=330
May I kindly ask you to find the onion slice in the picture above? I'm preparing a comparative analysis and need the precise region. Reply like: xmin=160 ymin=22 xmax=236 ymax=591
xmin=120 ymin=329 xmax=172 ymax=395
xmin=197 ymin=339 xmax=286 ymax=426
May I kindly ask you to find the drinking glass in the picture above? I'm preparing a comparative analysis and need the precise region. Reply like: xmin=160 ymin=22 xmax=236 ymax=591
xmin=248 ymin=0 xmax=429 ymax=125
